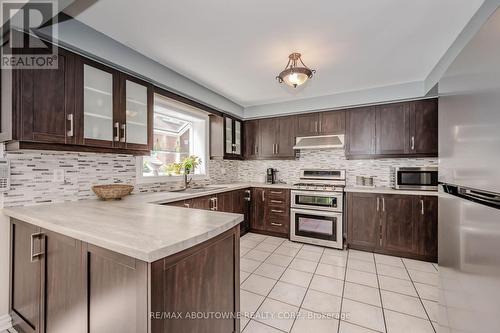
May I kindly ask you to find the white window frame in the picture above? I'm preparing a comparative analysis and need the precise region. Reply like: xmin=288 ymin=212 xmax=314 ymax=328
xmin=136 ymin=94 xmax=210 ymax=184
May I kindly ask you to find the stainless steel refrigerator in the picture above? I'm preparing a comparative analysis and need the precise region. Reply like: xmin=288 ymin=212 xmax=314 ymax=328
xmin=438 ymin=5 xmax=500 ymax=333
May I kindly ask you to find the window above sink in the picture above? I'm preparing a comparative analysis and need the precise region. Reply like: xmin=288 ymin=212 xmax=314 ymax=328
xmin=137 ymin=94 xmax=209 ymax=183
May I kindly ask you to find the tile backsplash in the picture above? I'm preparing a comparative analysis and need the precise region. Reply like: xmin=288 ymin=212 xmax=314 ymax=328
xmin=236 ymin=149 xmax=438 ymax=186
xmin=1 ymin=149 xmax=437 ymax=208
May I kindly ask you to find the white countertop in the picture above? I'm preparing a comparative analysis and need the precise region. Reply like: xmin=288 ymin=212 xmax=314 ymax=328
xmin=344 ymin=186 xmax=439 ymax=196
xmin=2 ymin=182 xmax=290 ymax=262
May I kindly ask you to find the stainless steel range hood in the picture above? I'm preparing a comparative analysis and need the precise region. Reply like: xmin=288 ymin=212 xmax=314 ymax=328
xmin=293 ymin=135 xmax=345 ymax=150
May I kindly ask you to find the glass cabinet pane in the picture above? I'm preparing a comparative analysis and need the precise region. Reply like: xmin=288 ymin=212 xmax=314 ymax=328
xmin=83 ymin=65 xmax=113 ymax=141
xmin=225 ymin=117 xmax=233 ymax=154
xmin=125 ymin=80 xmax=148 ymax=145
xmin=234 ymin=120 xmax=241 ymax=155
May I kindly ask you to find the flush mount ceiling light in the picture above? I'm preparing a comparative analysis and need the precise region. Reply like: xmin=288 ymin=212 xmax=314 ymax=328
xmin=276 ymin=52 xmax=316 ymax=88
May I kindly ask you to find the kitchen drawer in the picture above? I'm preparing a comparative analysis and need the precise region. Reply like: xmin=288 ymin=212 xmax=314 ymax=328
xmin=268 ymin=207 xmax=289 ymax=218
xmin=266 ymin=215 xmax=289 ymax=234
xmin=267 ymin=189 xmax=289 ymax=200
xmin=267 ymin=199 xmax=287 ymax=210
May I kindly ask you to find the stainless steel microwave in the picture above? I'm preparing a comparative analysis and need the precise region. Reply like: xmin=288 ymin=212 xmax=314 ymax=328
xmin=391 ymin=167 xmax=438 ymax=191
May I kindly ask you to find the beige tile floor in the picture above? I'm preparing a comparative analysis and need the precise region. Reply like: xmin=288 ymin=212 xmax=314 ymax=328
xmin=240 ymin=232 xmax=439 ymax=333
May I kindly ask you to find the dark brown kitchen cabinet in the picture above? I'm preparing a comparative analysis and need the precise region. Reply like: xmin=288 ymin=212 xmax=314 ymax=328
xmin=75 ymin=57 xmax=120 ymax=149
xmin=118 ymin=74 xmax=154 ymax=151
xmin=217 ymin=191 xmax=234 ymax=212
xmin=409 ymin=99 xmax=438 ymax=155
xmin=381 ymin=195 xmax=418 ymax=256
xmin=347 ymin=192 xmax=380 ymax=250
xmin=296 ymin=113 xmax=319 ymax=137
xmin=320 ymin=110 xmax=346 ymax=135
xmin=10 ymin=219 xmax=86 ymax=333
xmin=258 ymin=116 xmax=297 ymax=159
xmin=376 ymin=103 xmax=410 ymax=155
xmin=296 ymin=111 xmax=345 ymax=137
xmin=76 ymin=59 xmax=153 ymax=151
xmin=345 ymin=107 xmax=376 ymax=156
xmin=259 ymin=118 xmax=277 ymax=158
xmin=165 ymin=190 xmax=251 ymax=234
xmin=86 ymin=244 xmax=148 ymax=333
xmin=250 ymin=188 xmax=290 ymax=238
xmin=250 ymin=188 xmax=267 ymax=232
xmin=415 ymin=196 xmax=438 ymax=261
xmin=223 ymin=116 xmax=243 ymax=159
xmin=347 ymin=192 xmax=438 ymax=262
xmin=276 ymin=116 xmax=296 ymax=158
xmin=6 ymin=33 xmax=152 ymax=155
xmin=244 ymin=120 xmax=260 ymax=159
xmin=346 ymin=99 xmax=438 ymax=159
xmin=11 ymin=218 xmax=239 ymax=333
xmin=12 ymin=48 xmax=76 ymax=145
xmin=10 ymin=220 xmax=42 ymax=333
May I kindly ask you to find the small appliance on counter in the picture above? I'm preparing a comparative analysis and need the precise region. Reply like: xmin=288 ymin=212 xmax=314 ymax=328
xmin=390 ymin=166 xmax=438 ymax=191
xmin=266 ymin=168 xmax=278 ymax=184
xmin=355 ymin=176 xmax=375 ymax=187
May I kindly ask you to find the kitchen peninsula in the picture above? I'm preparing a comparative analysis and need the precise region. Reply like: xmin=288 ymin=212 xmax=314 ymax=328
xmin=4 ymin=186 xmax=247 ymax=333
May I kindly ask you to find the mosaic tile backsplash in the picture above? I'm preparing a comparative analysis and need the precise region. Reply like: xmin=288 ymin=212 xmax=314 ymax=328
xmin=236 ymin=149 xmax=438 ymax=186
xmin=2 ymin=149 xmax=437 ymax=208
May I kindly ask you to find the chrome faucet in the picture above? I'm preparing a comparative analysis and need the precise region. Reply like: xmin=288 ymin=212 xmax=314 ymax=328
xmin=183 ymin=173 xmax=193 ymax=189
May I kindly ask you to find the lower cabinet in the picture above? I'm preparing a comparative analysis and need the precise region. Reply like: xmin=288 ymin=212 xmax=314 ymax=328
xmin=165 ymin=189 xmax=251 ymax=235
xmin=347 ymin=192 xmax=437 ymax=262
xmin=250 ymin=188 xmax=290 ymax=238
xmin=10 ymin=219 xmax=240 ymax=333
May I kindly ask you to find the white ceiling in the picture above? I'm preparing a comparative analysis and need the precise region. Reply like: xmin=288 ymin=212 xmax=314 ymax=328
xmin=68 ymin=0 xmax=484 ymax=109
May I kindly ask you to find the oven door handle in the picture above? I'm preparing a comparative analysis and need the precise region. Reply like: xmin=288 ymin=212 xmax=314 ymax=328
xmin=290 ymin=208 xmax=343 ymax=218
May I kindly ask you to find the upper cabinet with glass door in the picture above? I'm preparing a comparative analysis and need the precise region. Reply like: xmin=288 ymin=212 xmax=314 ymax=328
xmin=120 ymin=75 xmax=152 ymax=151
xmin=224 ymin=116 xmax=243 ymax=159
xmin=78 ymin=59 xmax=118 ymax=148
xmin=76 ymin=58 xmax=152 ymax=152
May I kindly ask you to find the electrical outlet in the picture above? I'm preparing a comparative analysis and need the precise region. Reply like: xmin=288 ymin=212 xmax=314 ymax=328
xmin=53 ymin=168 xmax=65 ymax=183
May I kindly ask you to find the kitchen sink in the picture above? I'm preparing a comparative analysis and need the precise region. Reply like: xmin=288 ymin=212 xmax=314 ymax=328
xmin=169 ymin=186 xmax=227 ymax=194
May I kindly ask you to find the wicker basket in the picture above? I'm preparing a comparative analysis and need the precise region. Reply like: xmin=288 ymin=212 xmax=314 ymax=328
xmin=92 ymin=184 xmax=134 ymax=200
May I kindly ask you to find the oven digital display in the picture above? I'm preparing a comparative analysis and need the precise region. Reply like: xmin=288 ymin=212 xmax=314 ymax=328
xmin=295 ymin=213 xmax=337 ymax=241
xmin=295 ymin=195 xmax=337 ymax=208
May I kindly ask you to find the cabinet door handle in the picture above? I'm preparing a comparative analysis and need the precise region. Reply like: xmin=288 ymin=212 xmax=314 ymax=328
xmin=270 ymin=191 xmax=283 ymax=195
xmin=67 ymin=114 xmax=74 ymax=137
xmin=271 ymin=222 xmax=283 ymax=227
xmin=270 ymin=200 xmax=283 ymax=204
xmin=411 ymin=136 xmax=415 ymax=150
xmin=271 ymin=209 xmax=284 ymax=213
xmin=184 ymin=203 xmax=190 ymax=208
xmin=315 ymin=121 xmax=318 ymax=133
xmin=30 ymin=232 xmax=44 ymax=262
xmin=215 ymin=197 xmax=218 ymax=211
xmin=276 ymin=144 xmax=279 ymax=154
xmin=262 ymin=191 xmax=265 ymax=202
xmin=319 ymin=120 xmax=322 ymax=133
xmin=114 ymin=122 xmax=120 ymax=142
xmin=376 ymin=197 xmax=380 ymax=211
xmin=120 ymin=123 xmax=126 ymax=143
xmin=244 ymin=190 xmax=251 ymax=201
xmin=255 ymin=145 xmax=258 ymax=155
xmin=382 ymin=197 xmax=385 ymax=212
xmin=420 ymin=199 xmax=424 ymax=215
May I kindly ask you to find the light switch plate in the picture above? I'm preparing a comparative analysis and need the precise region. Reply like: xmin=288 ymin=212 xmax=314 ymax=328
xmin=0 ymin=159 xmax=10 ymax=191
